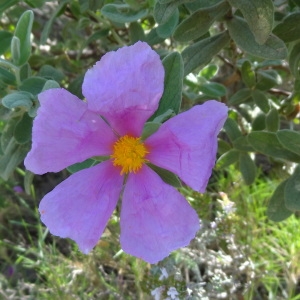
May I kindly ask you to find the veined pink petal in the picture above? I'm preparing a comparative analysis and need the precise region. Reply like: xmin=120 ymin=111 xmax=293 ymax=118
xmin=82 ymin=41 xmax=164 ymax=136
xmin=120 ymin=165 xmax=200 ymax=264
xmin=145 ymin=100 xmax=228 ymax=192
xmin=39 ymin=161 xmax=123 ymax=254
xmin=24 ymin=88 xmax=117 ymax=174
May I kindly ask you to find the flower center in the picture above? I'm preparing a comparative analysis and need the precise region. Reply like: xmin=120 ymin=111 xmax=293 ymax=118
xmin=111 ymin=135 xmax=149 ymax=175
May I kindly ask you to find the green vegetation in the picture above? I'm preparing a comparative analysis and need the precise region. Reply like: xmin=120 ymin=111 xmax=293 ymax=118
xmin=1 ymin=0 xmax=300 ymax=298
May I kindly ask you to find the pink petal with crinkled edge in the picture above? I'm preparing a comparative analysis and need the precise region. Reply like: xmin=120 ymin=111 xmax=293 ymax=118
xmin=120 ymin=165 xmax=200 ymax=264
xmin=145 ymin=100 xmax=228 ymax=192
xmin=24 ymin=88 xmax=117 ymax=175
xmin=39 ymin=160 xmax=123 ymax=254
xmin=82 ymin=41 xmax=164 ymax=136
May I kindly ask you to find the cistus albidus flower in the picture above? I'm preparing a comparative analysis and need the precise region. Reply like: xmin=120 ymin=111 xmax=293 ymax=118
xmin=24 ymin=41 xmax=228 ymax=263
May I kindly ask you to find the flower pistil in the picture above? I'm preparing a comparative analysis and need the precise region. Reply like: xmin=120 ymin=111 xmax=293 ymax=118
xmin=111 ymin=135 xmax=149 ymax=175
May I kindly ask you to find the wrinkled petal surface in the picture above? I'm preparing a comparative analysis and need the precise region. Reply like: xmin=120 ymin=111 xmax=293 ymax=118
xmin=120 ymin=165 xmax=200 ymax=263
xmin=25 ymin=88 xmax=117 ymax=174
xmin=82 ymin=41 xmax=164 ymax=136
xmin=39 ymin=161 xmax=123 ymax=253
xmin=145 ymin=100 xmax=228 ymax=192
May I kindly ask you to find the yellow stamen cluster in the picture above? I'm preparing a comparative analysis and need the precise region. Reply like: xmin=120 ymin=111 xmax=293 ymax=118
xmin=111 ymin=135 xmax=149 ymax=175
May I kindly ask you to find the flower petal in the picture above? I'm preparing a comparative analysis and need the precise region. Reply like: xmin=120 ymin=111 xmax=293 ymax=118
xmin=120 ymin=165 xmax=200 ymax=263
xmin=25 ymin=88 xmax=117 ymax=174
xmin=145 ymin=100 xmax=228 ymax=192
xmin=39 ymin=161 xmax=123 ymax=254
xmin=82 ymin=41 xmax=164 ymax=136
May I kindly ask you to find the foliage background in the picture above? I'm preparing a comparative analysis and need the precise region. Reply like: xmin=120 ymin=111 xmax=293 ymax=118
xmin=1 ymin=0 xmax=300 ymax=299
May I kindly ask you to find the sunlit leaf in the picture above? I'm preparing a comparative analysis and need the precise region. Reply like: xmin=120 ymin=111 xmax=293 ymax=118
xmin=228 ymin=0 xmax=274 ymax=44
xmin=226 ymin=16 xmax=287 ymax=59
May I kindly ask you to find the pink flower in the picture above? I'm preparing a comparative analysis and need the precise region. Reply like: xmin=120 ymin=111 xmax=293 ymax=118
xmin=24 ymin=41 xmax=228 ymax=263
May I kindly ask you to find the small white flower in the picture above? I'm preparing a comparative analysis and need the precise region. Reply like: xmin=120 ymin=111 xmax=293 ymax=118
xmin=151 ymin=286 xmax=164 ymax=300
xmin=186 ymin=287 xmax=193 ymax=296
xmin=218 ymin=192 xmax=236 ymax=214
xmin=210 ymin=221 xmax=217 ymax=229
xmin=159 ymin=267 xmax=169 ymax=280
xmin=166 ymin=287 xmax=179 ymax=299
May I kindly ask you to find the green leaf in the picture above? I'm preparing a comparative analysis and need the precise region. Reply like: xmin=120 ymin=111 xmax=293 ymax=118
xmin=252 ymin=113 xmax=266 ymax=131
xmin=232 ymin=136 xmax=254 ymax=152
xmin=129 ymin=22 xmax=145 ymax=43
xmin=199 ymin=82 xmax=227 ymax=98
xmin=151 ymin=52 xmax=183 ymax=119
xmin=148 ymin=163 xmax=182 ymax=188
xmin=79 ymin=0 xmax=103 ymax=12
xmin=184 ymin=0 xmax=223 ymax=11
xmin=24 ymin=170 xmax=34 ymax=195
xmin=85 ymin=29 xmax=109 ymax=47
xmin=0 ymin=0 xmax=18 ymax=12
xmin=101 ymin=4 xmax=148 ymax=23
xmin=267 ymin=180 xmax=292 ymax=222
xmin=228 ymin=88 xmax=252 ymax=105
xmin=152 ymin=109 xmax=175 ymax=123
xmin=42 ymin=80 xmax=60 ymax=91
xmin=141 ymin=122 xmax=161 ymax=140
xmin=0 ymin=67 xmax=16 ymax=85
xmin=227 ymin=0 xmax=274 ymax=44
xmin=226 ymin=16 xmax=287 ymax=59
xmin=285 ymin=166 xmax=300 ymax=211
xmin=224 ymin=118 xmax=242 ymax=142
xmin=41 ymin=0 xmax=69 ymax=44
xmin=20 ymin=63 xmax=31 ymax=82
xmin=67 ymin=159 xmax=97 ymax=173
xmin=157 ymin=9 xmax=179 ymax=38
xmin=11 ymin=36 xmax=21 ymax=64
xmin=19 ymin=76 xmax=47 ymax=95
xmin=0 ymin=31 xmax=13 ymax=55
xmin=248 ymin=131 xmax=300 ymax=162
xmin=14 ymin=113 xmax=33 ymax=144
xmin=1 ymin=91 xmax=33 ymax=110
xmin=182 ymin=31 xmax=230 ymax=75
xmin=239 ymin=152 xmax=256 ymax=185
xmin=1 ymin=116 xmax=21 ymax=152
xmin=277 ymin=130 xmax=300 ymax=156
xmin=252 ymin=89 xmax=269 ymax=113
xmin=266 ymin=108 xmax=279 ymax=132
xmin=144 ymin=28 xmax=165 ymax=46
xmin=199 ymin=64 xmax=218 ymax=80
xmin=255 ymin=70 xmax=280 ymax=91
xmin=173 ymin=0 xmax=230 ymax=42
xmin=273 ymin=12 xmax=300 ymax=43
xmin=68 ymin=75 xmax=84 ymax=99
xmin=25 ymin=0 xmax=45 ymax=7
xmin=216 ymin=149 xmax=239 ymax=168
xmin=13 ymin=10 xmax=34 ymax=66
xmin=289 ymin=42 xmax=300 ymax=78
xmin=38 ymin=65 xmax=65 ymax=82
xmin=158 ymin=0 xmax=195 ymax=4
xmin=154 ymin=0 xmax=181 ymax=24
xmin=241 ymin=60 xmax=255 ymax=88
xmin=218 ymin=139 xmax=232 ymax=154
xmin=0 ymin=138 xmax=30 ymax=180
